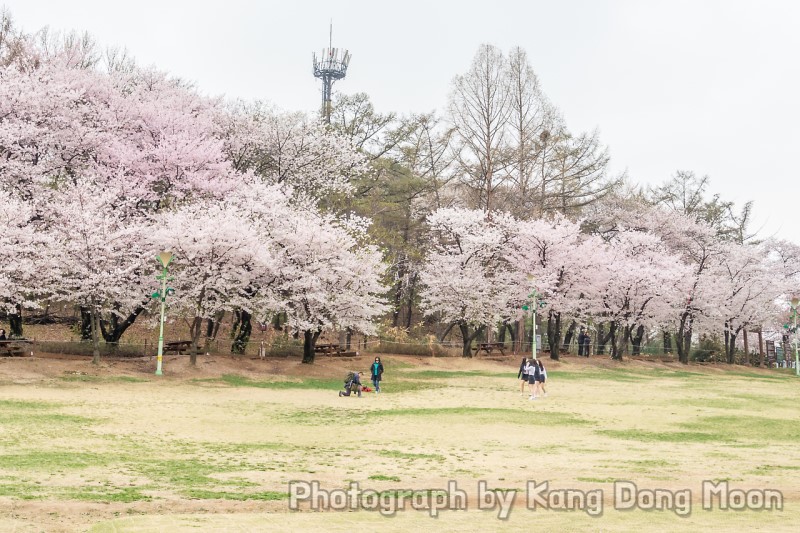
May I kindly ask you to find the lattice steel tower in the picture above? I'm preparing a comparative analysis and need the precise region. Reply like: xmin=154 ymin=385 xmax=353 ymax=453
xmin=313 ymin=24 xmax=350 ymax=124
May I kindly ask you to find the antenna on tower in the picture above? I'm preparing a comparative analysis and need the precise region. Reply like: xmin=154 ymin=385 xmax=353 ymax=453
xmin=313 ymin=21 xmax=350 ymax=124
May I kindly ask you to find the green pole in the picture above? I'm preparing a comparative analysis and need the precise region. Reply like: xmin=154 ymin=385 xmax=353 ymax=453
xmin=794 ymin=307 xmax=798 ymax=377
xmin=155 ymin=267 xmax=167 ymax=376
xmin=532 ymin=296 xmax=537 ymax=360
xmin=154 ymin=251 xmax=173 ymax=376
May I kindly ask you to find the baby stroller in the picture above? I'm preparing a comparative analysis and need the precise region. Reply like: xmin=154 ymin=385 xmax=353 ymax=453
xmin=339 ymin=371 xmax=362 ymax=397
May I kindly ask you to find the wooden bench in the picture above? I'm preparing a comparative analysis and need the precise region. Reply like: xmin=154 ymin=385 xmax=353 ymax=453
xmin=315 ymin=343 xmax=342 ymax=356
xmin=0 ymin=339 xmax=32 ymax=357
xmin=474 ymin=342 xmax=506 ymax=356
xmin=163 ymin=340 xmax=192 ymax=355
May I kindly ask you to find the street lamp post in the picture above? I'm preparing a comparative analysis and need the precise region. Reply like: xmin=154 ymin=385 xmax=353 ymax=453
xmin=792 ymin=297 xmax=799 ymax=377
xmin=522 ymin=278 xmax=541 ymax=360
xmin=153 ymin=251 xmax=174 ymax=376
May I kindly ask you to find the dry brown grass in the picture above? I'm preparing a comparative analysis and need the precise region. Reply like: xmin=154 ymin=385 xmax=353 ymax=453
xmin=0 ymin=353 xmax=797 ymax=532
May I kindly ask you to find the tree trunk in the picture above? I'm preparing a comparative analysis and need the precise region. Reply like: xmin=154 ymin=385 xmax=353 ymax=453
xmin=458 ymin=321 xmax=484 ymax=358
xmin=563 ymin=320 xmax=576 ymax=352
xmin=302 ymin=329 xmax=321 ymax=364
xmin=631 ymin=325 xmax=645 ymax=355
xmin=498 ymin=321 xmax=515 ymax=347
xmin=231 ymin=309 xmax=252 ymax=354
xmin=189 ymin=316 xmax=203 ymax=366
xmin=609 ymin=321 xmax=622 ymax=361
xmin=596 ymin=323 xmax=606 ymax=355
xmin=9 ymin=303 xmax=23 ymax=338
xmin=756 ymin=328 xmax=764 ymax=367
xmin=99 ymin=304 xmax=147 ymax=352
xmin=404 ymin=272 xmax=418 ymax=330
xmin=90 ymin=308 xmax=101 ymax=365
xmin=662 ymin=330 xmax=672 ymax=354
xmin=79 ymin=307 xmax=92 ymax=341
xmin=742 ymin=329 xmax=749 ymax=364
xmin=724 ymin=320 xmax=735 ymax=364
xmin=546 ymin=310 xmax=562 ymax=361
xmin=205 ymin=310 xmax=224 ymax=342
xmin=675 ymin=311 xmax=693 ymax=364
xmin=438 ymin=322 xmax=456 ymax=343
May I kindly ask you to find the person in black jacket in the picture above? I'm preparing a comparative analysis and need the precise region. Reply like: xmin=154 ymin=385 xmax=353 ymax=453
xmin=577 ymin=328 xmax=587 ymax=356
xmin=517 ymin=357 xmax=528 ymax=396
xmin=370 ymin=357 xmax=384 ymax=393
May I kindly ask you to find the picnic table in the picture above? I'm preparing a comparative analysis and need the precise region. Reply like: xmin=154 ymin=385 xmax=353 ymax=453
xmin=0 ymin=339 xmax=32 ymax=357
xmin=314 ymin=343 xmax=343 ymax=356
xmin=314 ymin=344 xmax=357 ymax=357
xmin=163 ymin=340 xmax=192 ymax=354
xmin=474 ymin=342 xmax=506 ymax=356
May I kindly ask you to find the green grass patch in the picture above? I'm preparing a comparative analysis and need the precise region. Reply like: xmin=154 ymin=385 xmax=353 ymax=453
xmin=404 ymin=370 xmax=511 ymax=379
xmin=577 ymin=477 xmax=617 ymax=483
xmin=371 ymin=407 xmax=593 ymax=426
xmin=682 ymin=415 xmax=800 ymax=442
xmin=0 ymin=451 xmax=111 ymax=470
xmin=596 ymin=429 xmax=728 ymax=443
xmin=0 ymin=399 xmax=54 ymax=410
xmin=749 ymin=464 xmax=800 ymax=474
xmin=62 ymin=486 xmax=152 ymax=503
xmin=377 ymin=489 xmax=449 ymax=498
xmin=550 ymin=370 xmax=647 ymax=383
xmin=216 ymin=374 xmax=342 ymax=390
xmin=183 ymin=489 xmax=287 ymax=501
xmin=378 ymin=450 xmax=446 ymax=462
xmin=368 ymin=474 xmax=401 ymax=482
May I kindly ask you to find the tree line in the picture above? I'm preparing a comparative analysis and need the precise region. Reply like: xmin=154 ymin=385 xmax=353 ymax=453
xmin=1 ymin=11 xmax=798 ymax=364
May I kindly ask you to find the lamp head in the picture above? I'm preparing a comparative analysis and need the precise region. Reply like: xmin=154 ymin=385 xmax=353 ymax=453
xmin=157 ymin=251 xmax=174 ymax=268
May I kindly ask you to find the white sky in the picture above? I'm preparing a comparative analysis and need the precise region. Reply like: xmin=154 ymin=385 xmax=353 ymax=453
xmin=4 ymin=0 xmax=800 ymax=243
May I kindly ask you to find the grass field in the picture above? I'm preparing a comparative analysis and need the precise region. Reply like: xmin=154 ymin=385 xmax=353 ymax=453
xmin=0 ymin=353 xmax=798 ymax=532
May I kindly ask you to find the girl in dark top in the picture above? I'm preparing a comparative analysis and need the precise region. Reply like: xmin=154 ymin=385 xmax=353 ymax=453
xmin=536 ymin=359 xmax=547 ymax=397
xmin=517 ymin=357 xmax=528 ymax=395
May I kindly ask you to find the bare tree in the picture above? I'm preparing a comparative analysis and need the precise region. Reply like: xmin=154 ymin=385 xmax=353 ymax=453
xmin=547 ymin=129 xmax=619 ymax=216
xmin=502 ymin=46 xmax=555 ymax=218
xmin=449 ymin=44 xmax=511 ymax=214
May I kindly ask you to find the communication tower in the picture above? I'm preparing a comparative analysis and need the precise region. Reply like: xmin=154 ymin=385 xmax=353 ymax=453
xmin=313 ymin=24 xmax=350 ymax=124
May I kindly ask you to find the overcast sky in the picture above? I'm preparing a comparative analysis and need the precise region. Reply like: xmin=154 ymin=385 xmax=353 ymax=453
xmin=4 ymin=0 xmax=800 ymax=243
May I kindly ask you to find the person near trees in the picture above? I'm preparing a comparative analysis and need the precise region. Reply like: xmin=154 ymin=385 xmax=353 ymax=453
xmin=517 ymin=357 xmax=528 ymax=395
xmin=577 ymin=328 xmax=587 ymax=356
xmin=370 ymin=357 xmax=384 ymax=393
xmin=526 ymin=358 xmax=539 ymax=400
xmin=581 ymin=331 xmax=591 ymax=357
xmin=536 ymin=359 xmax=547 ymax=397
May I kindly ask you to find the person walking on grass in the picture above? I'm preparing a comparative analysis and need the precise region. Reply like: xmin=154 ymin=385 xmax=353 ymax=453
xmin=517 ymin=357 xmax=528 ymax=396
xmin=526 ymin=358 xmax=539 ymax=400
xmin=536 ymin=359 xmax=547 ymax=397
xmin=371 ymin=357 xmax=384 ymax=393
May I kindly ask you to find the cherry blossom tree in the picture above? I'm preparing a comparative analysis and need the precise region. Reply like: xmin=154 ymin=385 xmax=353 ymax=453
xmin=0 ymin=195 xmax=48 ymax=337
xmin=593 ymin=230 xmax=688 ymax=359
xmin=149 ymin=196 xmax=277 ymax=364
xmin=419 ymin=208 xmax=523 ymax=357
xmin=249 ymin=188 xmax=387 ymax=364
xmin=42 ymin=179 xmax=151 ymax=363
xmin=218 ymin=101 xmax=365 ymax=197
xmin=511 ymin=215 xmax=600 ymax=359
